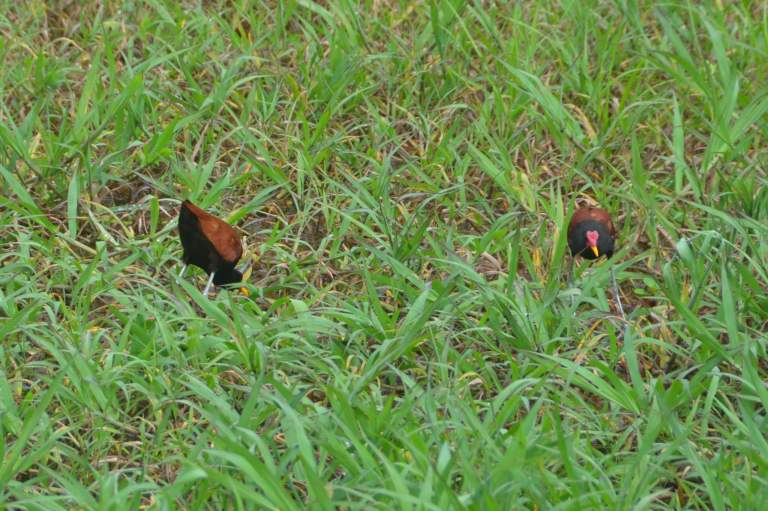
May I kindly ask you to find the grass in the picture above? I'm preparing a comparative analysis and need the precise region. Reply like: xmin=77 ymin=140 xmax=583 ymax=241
xmin=1 ymin=0 xmax=767 ymax=509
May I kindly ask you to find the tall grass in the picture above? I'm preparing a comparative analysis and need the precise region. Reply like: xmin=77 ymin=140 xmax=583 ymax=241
xmin=1 ymin=0 xmax=766 ymax=509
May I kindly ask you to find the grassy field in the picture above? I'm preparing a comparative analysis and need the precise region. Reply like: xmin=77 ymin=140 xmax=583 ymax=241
xmin=1 ymin=0 xmax=767 ymax=509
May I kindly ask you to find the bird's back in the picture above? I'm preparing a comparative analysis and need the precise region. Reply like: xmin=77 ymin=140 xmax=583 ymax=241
xmin=178 ymin=200 xmax=242 ymax=272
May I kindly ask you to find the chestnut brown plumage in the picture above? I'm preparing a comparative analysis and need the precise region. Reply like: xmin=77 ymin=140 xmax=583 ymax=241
xmin=566 ymin=206 xmax=624 ymax=317
xmin=567 ymin=207 xmax=615 ymax=260
xmin=178 ymin=200 xmax=243 ymax=296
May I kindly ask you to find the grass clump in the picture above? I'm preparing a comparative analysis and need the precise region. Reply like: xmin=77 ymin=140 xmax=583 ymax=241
xmin=1 ymin=1 xmax=767 ymax=509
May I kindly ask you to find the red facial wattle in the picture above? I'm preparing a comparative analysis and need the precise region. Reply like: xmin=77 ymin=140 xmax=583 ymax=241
xmin=586 ymin=230 xmax=600 ymax=257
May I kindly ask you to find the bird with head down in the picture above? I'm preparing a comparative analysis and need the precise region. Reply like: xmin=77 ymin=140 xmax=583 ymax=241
xmin=177 ymin=199 xmax=248 ymax=297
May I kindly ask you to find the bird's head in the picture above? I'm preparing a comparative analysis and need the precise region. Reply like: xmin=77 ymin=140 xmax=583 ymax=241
xmin=213 ymin=268 xmax=249 ymax=296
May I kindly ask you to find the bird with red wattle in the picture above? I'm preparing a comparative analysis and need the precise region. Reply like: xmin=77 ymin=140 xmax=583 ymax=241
xmin=566 ymin=205 xmax=623 ymax=317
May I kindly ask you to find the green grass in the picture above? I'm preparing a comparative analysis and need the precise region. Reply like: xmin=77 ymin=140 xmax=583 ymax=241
xmin=1 ymin=0 xmax=767 ymax=509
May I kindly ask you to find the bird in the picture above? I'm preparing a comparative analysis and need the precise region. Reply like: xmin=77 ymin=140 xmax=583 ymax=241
xmin=566 ymin=206 xmax=623 ymax=317
xmin=177 ymin=199 xmax=245 ymax=297
xmin=567 ymin=206 xmax=615 ymax=260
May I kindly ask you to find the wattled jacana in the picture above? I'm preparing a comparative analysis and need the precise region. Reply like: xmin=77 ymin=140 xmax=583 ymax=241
xmin=178 ymin=200 xmax=244 ymax=297
xmin=567 ymin=206 xmax=624 ymax=317
xmin=567 ymin=206 xmax=615 ymax=260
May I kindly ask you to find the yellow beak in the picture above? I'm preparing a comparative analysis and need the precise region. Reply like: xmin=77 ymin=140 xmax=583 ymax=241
xmin=590 ymin=246 xmax=599 ymax=257
xmin=240 ymin=287 xmax=250 ymax=297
